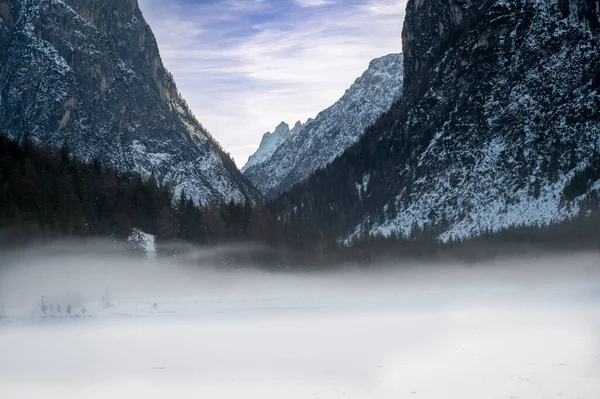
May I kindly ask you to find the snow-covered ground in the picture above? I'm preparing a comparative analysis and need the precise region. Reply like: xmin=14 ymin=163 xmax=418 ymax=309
xmin=1 ymin=248 xmax=599 ymax=398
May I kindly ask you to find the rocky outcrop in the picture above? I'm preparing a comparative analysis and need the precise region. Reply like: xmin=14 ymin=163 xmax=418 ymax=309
xmin=0 ymin=0 xmax=256 ymax=205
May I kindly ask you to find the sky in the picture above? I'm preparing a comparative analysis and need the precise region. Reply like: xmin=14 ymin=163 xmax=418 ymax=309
xmin=137 ymin=0 xmax=406 ymax=167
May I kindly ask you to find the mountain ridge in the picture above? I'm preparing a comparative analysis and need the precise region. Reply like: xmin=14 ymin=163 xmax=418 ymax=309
xmin=243 ymin=53 xmax=404 ymax=198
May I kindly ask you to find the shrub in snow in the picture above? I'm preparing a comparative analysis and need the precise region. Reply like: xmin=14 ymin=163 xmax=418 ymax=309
xmin=66 ymin=305 xmax=72 ymax=314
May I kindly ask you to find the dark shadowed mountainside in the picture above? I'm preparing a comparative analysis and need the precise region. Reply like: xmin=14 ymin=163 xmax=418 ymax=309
xmin=0 ymin=0 xmax=257 ymax=205
xmin=270 ymin=0 xmax=600 ymax=243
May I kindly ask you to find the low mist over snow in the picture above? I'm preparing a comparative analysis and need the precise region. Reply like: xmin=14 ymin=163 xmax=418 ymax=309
xmin=0 ymin=243 xmax=599 ymax=398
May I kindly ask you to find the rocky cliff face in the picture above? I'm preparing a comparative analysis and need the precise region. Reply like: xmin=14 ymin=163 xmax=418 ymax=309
xmin=243 ymin=53 xmax=404 ymax=198
xmin=270 ymin=0 xmax=600 ymax=242
xmin=0 ymin=0 xmax=256 ymax=205
xmin=369 ymin=0 xmax=600 ymax=241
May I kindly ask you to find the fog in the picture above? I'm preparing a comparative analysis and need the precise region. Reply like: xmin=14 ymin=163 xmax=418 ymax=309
xmin=1 ymin=241 xmax=599 ymax=398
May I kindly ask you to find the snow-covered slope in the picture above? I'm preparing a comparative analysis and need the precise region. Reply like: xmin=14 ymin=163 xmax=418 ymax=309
xmin=270 ymin=0 xmax=600 ymax=242
xmin=0 ymin=0 xmax=256 ymax=205
xmin=242 ymin=120 xmax=308 ymax=173
xmin=243 ymin=53 xmax=404 ymax=198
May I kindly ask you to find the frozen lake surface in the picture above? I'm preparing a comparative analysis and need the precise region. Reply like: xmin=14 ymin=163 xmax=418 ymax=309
xmin=1 ymin=252 xmax=599 ymax=398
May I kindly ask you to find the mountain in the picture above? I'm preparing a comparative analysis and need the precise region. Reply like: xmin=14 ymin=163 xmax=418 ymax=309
xmin=270 ymin=0 xmax=600 ymax=242
xmin=0 ymin=0 xmax=256 ymax=205
xmin=243 ymin=53 xmax=404 ymax=198
xmin=242 ymin=120 xmax=308 ymax=173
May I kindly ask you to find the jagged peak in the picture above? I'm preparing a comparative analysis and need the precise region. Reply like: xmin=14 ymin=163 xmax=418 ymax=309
xmin=243 ymin=120 xmax=307 ymax=172
xmin=272 ymin=122 xmax=290 ymax=135
xmin=243 ymin=52 xmax=404 ymax=198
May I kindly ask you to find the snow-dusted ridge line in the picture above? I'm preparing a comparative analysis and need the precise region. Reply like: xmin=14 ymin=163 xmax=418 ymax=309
xmin=243 ymin=53 xmax=404 ymax=198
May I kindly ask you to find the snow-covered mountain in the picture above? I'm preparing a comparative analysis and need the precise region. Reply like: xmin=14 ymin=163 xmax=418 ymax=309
xmin=243 ymin=53 xmax=404 ymax=198
xmin=270 ymin=0 xmax=600 ymax=242
xmin=0 ymin=0 xmax=256 ymax=205
xmin=242 ymin=120 xmax=308 ymax=173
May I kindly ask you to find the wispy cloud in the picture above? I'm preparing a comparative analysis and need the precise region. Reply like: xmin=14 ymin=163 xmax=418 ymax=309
xmin=294 ymin=0 xmax=333 ymax=7
xmin=138 ymin=0 xmax=406 ymax=167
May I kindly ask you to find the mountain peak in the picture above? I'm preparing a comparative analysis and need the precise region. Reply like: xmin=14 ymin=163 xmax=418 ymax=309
xmin=0 ymin=0 xmax=256 ymax=205
xmin=273 ymin=122 xmax=291 ymax=135
xmin=242 ymin=119 xmax=313 ymax=173
xmin=368 ymin=52 xmax=402 ymax=69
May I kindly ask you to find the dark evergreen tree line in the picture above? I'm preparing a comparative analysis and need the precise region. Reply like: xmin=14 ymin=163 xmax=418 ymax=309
xmin=0 ymin=133 xmax=278 ymax=249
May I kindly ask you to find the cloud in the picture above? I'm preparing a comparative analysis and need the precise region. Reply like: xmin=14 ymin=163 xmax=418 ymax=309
xmin=138 ymin=0 xmax=406 ymax=167
xmin=294 ymin=0 xmax=333 ymax=7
